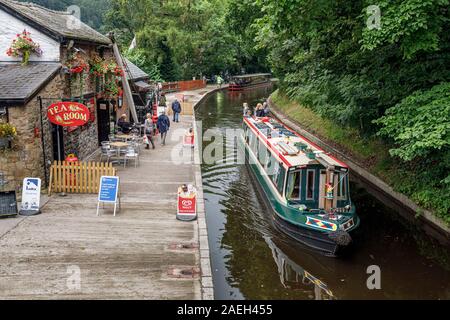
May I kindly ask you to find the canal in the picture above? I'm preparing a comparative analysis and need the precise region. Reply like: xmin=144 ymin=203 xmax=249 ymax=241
xmin=195 ymin=86 xmax=450 ymax=300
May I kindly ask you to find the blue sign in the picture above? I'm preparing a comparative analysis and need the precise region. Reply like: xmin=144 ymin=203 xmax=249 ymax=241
xmin=98 ymin=176 xmax=119 ymax=203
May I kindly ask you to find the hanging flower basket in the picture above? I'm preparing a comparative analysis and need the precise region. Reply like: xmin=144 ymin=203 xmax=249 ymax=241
xmin=65 ymin=52 xmax=89 ymax=74
xmin=89 ymin=53 xmax=123 ymax=99
xmin=6 ymin=30 xmax=43 ymax=66
xmin=0 ymin=123 xmax=17 ymax=148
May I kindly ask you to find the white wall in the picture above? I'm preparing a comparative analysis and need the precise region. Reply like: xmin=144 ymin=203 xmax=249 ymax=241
xmin=0 ymin=8 xmax=60 ymax=62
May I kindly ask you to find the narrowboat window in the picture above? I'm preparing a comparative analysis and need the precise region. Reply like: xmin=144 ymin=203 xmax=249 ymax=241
xmin=338 ymin=173 xmax=347 ymax=199
xmin=258 ymin=140 xmax=268 ymax=165
xmin=266 ymin=154 xmax=274 ymax=176
xmin=276 ymin=164 xmax=286 ymax=195
xmin=270 ymin=159 xmax=279 ymax=182
xmin=250 ymin=130 xmax=257 ymax=153
xmin=286 ymin=171 xmax=301 ymax=200
xmin=306 ymin=169 xmax=315 ymax=200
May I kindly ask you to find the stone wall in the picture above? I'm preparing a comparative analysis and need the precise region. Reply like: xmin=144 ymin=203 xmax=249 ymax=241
xmin=0 ymin=73 xmax=64 ymax=193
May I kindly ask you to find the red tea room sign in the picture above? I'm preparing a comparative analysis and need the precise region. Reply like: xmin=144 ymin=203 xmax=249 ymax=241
xmin=47 ymin=102 xmax=90 ymax=127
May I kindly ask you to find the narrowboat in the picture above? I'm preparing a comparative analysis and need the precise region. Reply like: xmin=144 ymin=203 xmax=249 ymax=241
xmin=228 ymin=73 xmax=272 ymax=91
xmin=242 ymin=116 xmax=360 ymax=256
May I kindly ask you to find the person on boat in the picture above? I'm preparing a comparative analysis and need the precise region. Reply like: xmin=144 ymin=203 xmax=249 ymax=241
xmin=243 ymin=102 xmax=250 ymax=116
xmin=144 ymin=113 xmax=155 ymax=150
xmin=255 ymin=103 xmax=264 ymax=117
xmin=157 ymin=111 xmax=171 ymax=146
xmin=172 ymin=98 xmax=182 ymax=123
xmin=263 ymin=100 xmax=270 ymax=116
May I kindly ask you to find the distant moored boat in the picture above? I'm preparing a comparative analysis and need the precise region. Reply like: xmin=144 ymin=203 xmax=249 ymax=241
xmin=228 ymin=73 xmax=272 ymax=91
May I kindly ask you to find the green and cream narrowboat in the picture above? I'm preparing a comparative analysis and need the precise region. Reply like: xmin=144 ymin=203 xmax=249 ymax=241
xmin=242 ymin=115 xmax=360 ymax=256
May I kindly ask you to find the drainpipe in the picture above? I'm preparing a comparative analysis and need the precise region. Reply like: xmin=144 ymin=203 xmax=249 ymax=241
xmin=38 ymin=96 xmax=49 ymax=188
xmin=110 ymin=34 xmax=138 ymax=123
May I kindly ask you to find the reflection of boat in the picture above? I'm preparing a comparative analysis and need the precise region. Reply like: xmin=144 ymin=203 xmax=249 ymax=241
xmin=242 ymin=115 xmax=360 ymax=256
xmin=228 ymin=73 xmax=272 ymax=91
xmin=266 ymin=237 xmax=335 ymax=299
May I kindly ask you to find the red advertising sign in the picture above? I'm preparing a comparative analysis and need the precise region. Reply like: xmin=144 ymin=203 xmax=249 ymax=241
xmin=177 ymin=196 xmax=196 ymax=215
xmin=47 ymin=102 xmax=90 ymax=127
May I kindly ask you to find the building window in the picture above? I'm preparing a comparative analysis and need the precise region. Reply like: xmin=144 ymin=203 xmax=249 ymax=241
xmin=0 ymin=106 xmax=7 ymax=122
xmin=306 ymin=169 xmax=315 ymax=200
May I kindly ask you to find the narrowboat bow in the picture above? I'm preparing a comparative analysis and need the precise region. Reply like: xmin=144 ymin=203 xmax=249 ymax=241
xmin=242 ymin=115 xmax=360 ymax=256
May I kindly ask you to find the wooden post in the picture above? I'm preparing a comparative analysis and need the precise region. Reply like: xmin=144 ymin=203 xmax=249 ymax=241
xmin=111 ymin=39 xmax=138 ymax=123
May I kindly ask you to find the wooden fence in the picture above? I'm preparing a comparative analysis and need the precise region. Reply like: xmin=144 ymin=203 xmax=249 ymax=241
xmin=162 ymin=80 xmax=206 ymax=93
xmin=48 ymin=161 xmax=116 ymax=195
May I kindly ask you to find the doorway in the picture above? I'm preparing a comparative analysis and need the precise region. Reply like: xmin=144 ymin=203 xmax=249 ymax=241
xmin=97 ymin=99 xmax=111 ymax=144
xmin=51 ymin=124 xmax=64 ymax=161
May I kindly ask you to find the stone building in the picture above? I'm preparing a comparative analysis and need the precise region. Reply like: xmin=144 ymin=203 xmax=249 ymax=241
xmin=0 ymin=0 xmax=121 ymax=192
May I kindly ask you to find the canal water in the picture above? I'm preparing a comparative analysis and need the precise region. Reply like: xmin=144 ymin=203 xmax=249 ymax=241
xmin=195 ymin=86 xmax=450 ymax=300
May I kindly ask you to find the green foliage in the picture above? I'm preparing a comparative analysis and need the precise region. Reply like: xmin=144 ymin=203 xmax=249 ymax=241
xmin=103 ymin=0 xmax=267 ymax=80
xmin=375 ymin=83 xmax=450 ymax=161
xmin=361 ymin=0 xmax=450 ymax=59
xmin=125 ymin=49 xmax=164 ymax=82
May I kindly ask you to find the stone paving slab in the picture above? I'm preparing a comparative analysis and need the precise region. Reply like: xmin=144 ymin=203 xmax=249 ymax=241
xmin=0 ymin=115 xmax=202 ymax=300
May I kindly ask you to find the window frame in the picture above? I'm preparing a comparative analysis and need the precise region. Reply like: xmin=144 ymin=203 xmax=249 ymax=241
xmin=306 ymin=169 xmax=316 ymax=201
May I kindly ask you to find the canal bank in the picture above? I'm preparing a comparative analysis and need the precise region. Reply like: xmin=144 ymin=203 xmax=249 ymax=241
xmin=166 ymin=84 xmax=229 ymax=300
xmin=0 ymin=85 xmax=224 ymax=300
xmin=267 ymin=96 xmax=450 ymax=247
xmin=194 ymin=86 xmax=450 ymax=299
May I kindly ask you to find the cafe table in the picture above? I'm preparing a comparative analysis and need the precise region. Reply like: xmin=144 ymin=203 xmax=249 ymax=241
xmin=115 ymin=134 xmax=134 ymax=142
xmin=110 ymin=142 xmax=130 ymax=164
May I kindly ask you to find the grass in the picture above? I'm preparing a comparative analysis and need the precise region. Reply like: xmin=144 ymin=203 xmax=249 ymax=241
xmin=270 ymin=90 xmax=390 ymax=167
xmin=271 ymin=89 xmax=450 ymax=225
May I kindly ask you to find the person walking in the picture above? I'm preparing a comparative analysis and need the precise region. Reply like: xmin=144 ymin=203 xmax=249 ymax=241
xmin=144 ymin=113 xmax=155 ymax=150
xmin=172 ymin=98 xmax=182 ymax=123
xmin=217 ymin=75 xmax=224 ymax=88
xmin=157 ymin=111 xmax=171 ymax=146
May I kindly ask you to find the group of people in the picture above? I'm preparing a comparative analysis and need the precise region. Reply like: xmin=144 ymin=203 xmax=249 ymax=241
xmin=117 ymin=96 xmax=181 ymax=150
xmin=243 ymin=99 xmax=270 ymax=117
xmin=142 ymin=97 xmax=183 ymax=149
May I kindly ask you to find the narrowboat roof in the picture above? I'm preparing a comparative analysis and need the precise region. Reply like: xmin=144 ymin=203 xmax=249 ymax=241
xmin=244 ymin=116 xmax=348 ymax=170
xmin=232 ymin=73 xmax=272 ymax=79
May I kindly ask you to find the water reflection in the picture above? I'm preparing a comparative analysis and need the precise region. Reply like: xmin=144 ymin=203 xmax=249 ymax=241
xmin=266 ymin=237 xmax=335 ymax=300
xmin=197 ymin=87 xmax=450 ymax=300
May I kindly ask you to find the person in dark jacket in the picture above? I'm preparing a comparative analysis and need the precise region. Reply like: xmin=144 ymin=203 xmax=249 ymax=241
xmin=117 ymin=114 xmax=131 ymax=133
xmin=172 ymin=98 xmax=182 ymax=123
xmin=157 ymin=111 xmax=171 ymax=146
xmin=255 ymin=103 xmax=264 ymax=117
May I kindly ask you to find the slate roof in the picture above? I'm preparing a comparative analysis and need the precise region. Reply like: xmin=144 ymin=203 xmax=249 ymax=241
xmin=0 ymin=0 xmax=111 ymax=45
xmin=0 ymin=63 xmax=61 ymax=105
xmin=124 ymin=58 xmax=150 ymax=81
